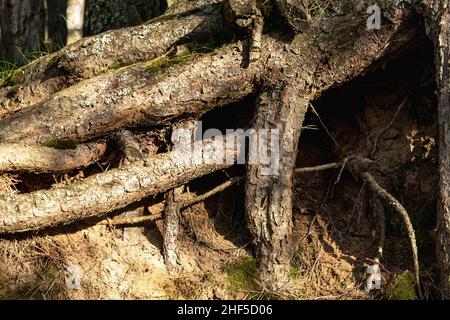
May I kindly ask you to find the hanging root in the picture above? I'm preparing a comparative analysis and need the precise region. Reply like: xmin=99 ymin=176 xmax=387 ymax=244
xmin=359 ymin=171 xmax=421 ymax=297
xmin=295 ymin=157 xmax=421 ymax=297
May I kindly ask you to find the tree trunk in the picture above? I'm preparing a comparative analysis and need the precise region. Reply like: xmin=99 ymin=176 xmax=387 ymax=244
xmin=246 ymin=81 xmax=309 ymax=290
xmin=66 ymin=0 xmax=86 ymax=44
xmin=0 ymin=0 xmax=46 ymax=64
xmin=426 ymin=0 xmax=450 ymax=297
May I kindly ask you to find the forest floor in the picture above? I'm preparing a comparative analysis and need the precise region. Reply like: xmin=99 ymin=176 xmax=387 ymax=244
xmin=0 ymin=38 xmax=440 ymax=300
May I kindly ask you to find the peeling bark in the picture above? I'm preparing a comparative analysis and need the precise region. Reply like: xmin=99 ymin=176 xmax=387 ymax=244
xmin=0 ymin=136 xmax=239 ymax=234
xmin=0 ymin=142 xmax=106 ymax=173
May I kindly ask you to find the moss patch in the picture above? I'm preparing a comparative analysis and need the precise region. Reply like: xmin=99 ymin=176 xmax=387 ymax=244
xmin=43 ymin=139 xmax=78 ymax=150
xmin=387 ymin=272 xmax=417 ymax=300
xmin=225 ymin=256 xmax=260 ymax=293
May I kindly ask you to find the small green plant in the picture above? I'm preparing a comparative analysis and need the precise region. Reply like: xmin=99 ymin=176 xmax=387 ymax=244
xmin=289 ymin=267 xmax=302 ymax=279
xmin=225 ymin=256 xmax=260 ymax=293
xmin=386 ymin=272 xmax=417 ymax=300
xmin=0 ymin=60 xmax=19 ymax=82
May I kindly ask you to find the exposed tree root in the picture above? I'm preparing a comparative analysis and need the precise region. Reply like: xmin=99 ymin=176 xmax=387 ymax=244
xmin=295 ymin=157 xmax=421 ymax=296
xmin=0 ymin=2 xmax=226 ymax=118
xmin=0 ymin=142 xmax=107 ymax=173
xmin=102 ymin=176 xmax=243 ymax=227
xmin=0 ymin=136 xmax=240 ymax=234
xmin=0 ymin=41 xmax=262 ymax=144
xmin=163 ymin=120 xmax=196 ymax=274
xmin=0 ymin=0 xmax=423 ymax=294
xmin=358 ymin=170 xmax=422 ymax=298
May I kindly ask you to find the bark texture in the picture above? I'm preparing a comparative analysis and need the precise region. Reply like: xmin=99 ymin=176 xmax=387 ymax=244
xmin=245 ymin=0 xmax=416 ymax=290
xmin=0 ymin=3 xmax=226 ymax=118
xmin=0 ymin=137 xmax=239 ymax=234
xmin=0 ymin=41 xmax=261 ymax=144
xmin=246 ymin=82 xmax=309 ymax=290
xmin=0 ymin=142 xmax=106 ymax=173
xmin=163 ymin=120 xmax=197 ymax=274
xmin=427 ymin=0 xmax=450 ymax=296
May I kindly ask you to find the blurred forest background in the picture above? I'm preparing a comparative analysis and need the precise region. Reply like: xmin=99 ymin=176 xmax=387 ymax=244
xmin=0 ymin=0 xmax=167 ymax=66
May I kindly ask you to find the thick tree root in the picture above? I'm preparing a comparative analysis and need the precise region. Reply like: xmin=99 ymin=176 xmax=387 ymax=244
xmin=0 ymin=2 xmax=226 ymax=118
xmin=0 ymin=142 xmax=106 ymax=173
xmin=0 ymin=136 xmax=240 ymax=234
xmin=0 ymin=41 xmax=262 ymax=144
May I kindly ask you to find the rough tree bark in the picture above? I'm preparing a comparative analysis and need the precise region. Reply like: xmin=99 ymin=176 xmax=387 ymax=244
xmin=0 ymin=142 xmax=106 ymax=173
xmin=0 ymin=136 xmax=240 ymax=234
xmin=426 ymin=0 xmax=450 ymax=297
xmin=0 ymin=0 xmax=427 ymax=292
xmin=245 ymin=1 xmax=416 ymax=290
xmin=163 ymin=120 xmax=197 ymax=273
xmin=0 ymin=2 xmax=225 ymax=117
xmin=0 ymin=0 xmax=46 ymax=63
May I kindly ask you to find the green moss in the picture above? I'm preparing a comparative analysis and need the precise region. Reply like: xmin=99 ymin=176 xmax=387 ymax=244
xmin=43 ymin=139 xmax=78 ymax=150
xmin=225 ymin=256 xmax=260 ymax=293
xmin=387 ymin=272 xmax=417 ymax=300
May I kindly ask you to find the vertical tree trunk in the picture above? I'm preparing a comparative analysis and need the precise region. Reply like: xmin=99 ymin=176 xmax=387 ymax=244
xmin=66 ymin=0 xmax=85 ymax=44
xmin=246 ymin=79 xmax=309 ymax=290
xmin=0 ymin=0 xmax=45 ymax=63
xmin=428 ymin=0 xmax=450 ymax=296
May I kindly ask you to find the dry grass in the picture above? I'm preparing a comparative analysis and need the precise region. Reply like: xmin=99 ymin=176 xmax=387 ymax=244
xmin=0 ymin=236 xmax=67 ymax=300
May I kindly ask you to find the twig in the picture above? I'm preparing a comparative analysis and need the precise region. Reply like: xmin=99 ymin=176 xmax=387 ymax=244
xmin=309 ymin=104 xmax=342 ymax=151
xmin=181 ymin=177 xmax=243 ymax=208
xmin=370 ymin=97 xmax=407 ymax=157
xmin=101 ymin=177 xmax=243 ymax=227
xmin=295 ymin=162 xmax=340 ymax=173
